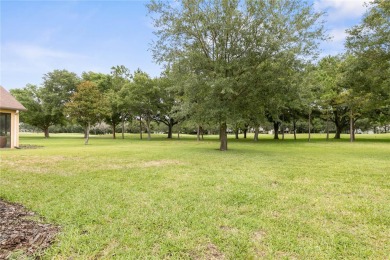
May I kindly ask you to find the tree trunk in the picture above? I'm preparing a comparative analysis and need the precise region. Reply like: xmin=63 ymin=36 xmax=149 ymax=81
xmin=219 ymin=122 xmax=228 ymax=151
xmin=112 ymin=122 xmax=116 ymax=139
xmin=44 ymin=127 xmax=50 ymax=138
xmin=308 ymin=112 xmax=311 ymax=142
xmin=197 ymin=125 xmax=201 ymax=141
xmin=254 ymin=126 xmax=259 ymax=142
xmin=334 ymin=128 xmax=342 ymax=139
xmin=243 ymin=124 xmax=248 ymax=139
xmin=85 ymin=122 xmax=90 ymax=145
xmin=122 ymin=116 xmax=125 ymax=139
xmin=139 ymin=117 xmax=143 ymax=140
xmin=146 ymin=118 xmax=151 ymax=140
xmin=350 ymin=109 xmax=354 ymax=142
xmin=333 ymin=110 xmax=348 ymax=139
xmin=273 ymin=122 xmax=279 ymax=140
xmin=293 ymin=120 xmax=297 ymax=140
xmin=177 ymin=124 xmax=180 ymax=139
xmin=167 ymin=123 xmax=173 ymax=139
xmin=326 ymin=114 xmax=329 ymax=141
xmin=235 ymin=128 xmax=239 ymax=139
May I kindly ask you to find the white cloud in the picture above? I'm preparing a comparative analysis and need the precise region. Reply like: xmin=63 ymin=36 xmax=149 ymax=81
xmin=317 ymin=27 xmax=348 ymax=58
xmin=313 ymin=0 xmax=368 ymax=56
xmin=0 ymin=43 xmax=89 ymax=88
xmin=329 ymin=27 xmax=348 ymax=43
xmin=1 ymin=42 xmax=89 ymax=76
xmin=0 ymin=41 xmax=162 ymax=89
xmin=4 ymin=43 xmax=85 ymax=60
xmin=314 ymin=0 xmax=367 ymax=20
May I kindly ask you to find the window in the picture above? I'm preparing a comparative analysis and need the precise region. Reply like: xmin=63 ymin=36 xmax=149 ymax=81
xmin=0 ymin=113 xmax=11 ymax=148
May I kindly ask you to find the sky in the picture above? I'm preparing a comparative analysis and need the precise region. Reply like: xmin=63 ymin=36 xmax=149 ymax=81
xmin=1 ymin=0 xmax=368 ymax=90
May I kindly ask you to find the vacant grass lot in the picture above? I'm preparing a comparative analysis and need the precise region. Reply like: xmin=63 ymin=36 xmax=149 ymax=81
xmin=1 ymin=133 xmax=389 ymax=259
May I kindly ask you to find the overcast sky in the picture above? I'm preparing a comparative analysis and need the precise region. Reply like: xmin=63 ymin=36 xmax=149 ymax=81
xmin=1 ymin=0 xmax=367 ymax=90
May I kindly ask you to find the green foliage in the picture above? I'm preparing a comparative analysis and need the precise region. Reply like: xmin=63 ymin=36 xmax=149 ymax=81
xmin=10 ymin=70 xmax=80 ymax=137
xmin=65 ymin=81 xmax=110 ymax=144
xmin=10 ymin=85 xmax=51 ymax=132
xmin=152 ymin=75 xmax=181 ymax=138
xmin=313 ymin=56 xmax=349 ymax=138
xmin=120 ymin=69 xmax=161 ymax=139
xmin=346 ymin=0 xmax=390 ymax=124
xmin=148 ymin=0 xmax=326 ymax=149
xmin=65 ymin=81 xmax=110 ymax=127
xmin=105 ymin=66 xmax=133 ymax=138
xmin=81 ymin=71 xmax=112 ymax=93
xmin=314 ymin=50 xmax=388 ymax=140
xmin=40 ymin=70 xmax=81 ymax=122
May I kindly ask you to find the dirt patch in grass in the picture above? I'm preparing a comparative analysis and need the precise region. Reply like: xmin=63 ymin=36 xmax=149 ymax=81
xmin=192 ymin=242 xmax=225 ymax=259
xmin=203 ymin=243 xmax=225 ymax=259
xmin=252 ymin=230 xmax=266 ymax=243
xmin=1 ymin=155 xmax=68 ymax=175
xmin=0 ymin=199 xmax=59 ymax=259
xmin=252 ymin=230 xmax=267 ymax=257
xmin=95 ymin=240 xmax=119 ymax=258
xmin=142 ymin=159 xmax=183 ymax=168
xmin=219 ymin=225 xmax=239 ymax=234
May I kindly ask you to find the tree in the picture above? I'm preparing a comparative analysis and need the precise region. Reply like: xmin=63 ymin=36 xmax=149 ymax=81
xmin=81 ymin=71 xmax=112 ymax=92
xmin=108 ymin=66 xmax=132 ymax=139
xmin=152 ymin=75 xmax=180 ymax=139
xmin=346 ymin=0 xmax=390 ymax=127
xmin=125 ymin=70 xmax=160 ymax=140
xmin=40 ymin=70 xmax=81 ymax=137
xmin=148 ymin=0 xmax=325 ymax=150
xmin=168 ymin=62 xmax=215 ymax=141
xmin=11 ymin=85 xmax=56 ymax=138
xmin=82 ymin=71 xmax=123 ymax=139
xmin=65 ymin=81 xmax=110 ymax=144
xmin=314 ymin=56 xmax=349 ymax=139
xmin=10 ymin=70 xmax=80 ymax=138
xmin=338 ymin=55 xmax=373 ymax=142
xmin=262 ymin=57 xmax=307 ymax=140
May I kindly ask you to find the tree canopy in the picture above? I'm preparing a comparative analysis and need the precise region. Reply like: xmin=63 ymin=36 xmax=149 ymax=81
xmin=65 ymin=81 xmax=110 ymax=144
xmin=148 ymin=0 xmax=326 ymax=150
xmin=10 ymin=70 xmax=80 ymax=138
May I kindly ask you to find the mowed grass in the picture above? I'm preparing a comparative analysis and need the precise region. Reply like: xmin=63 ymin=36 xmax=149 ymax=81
xmin=0 ymin=133 xmax=389 ymax=259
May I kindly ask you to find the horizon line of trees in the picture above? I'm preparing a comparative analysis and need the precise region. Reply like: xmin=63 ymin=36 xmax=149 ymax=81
xmin=10 ymin=0 xmax=389 ymax=149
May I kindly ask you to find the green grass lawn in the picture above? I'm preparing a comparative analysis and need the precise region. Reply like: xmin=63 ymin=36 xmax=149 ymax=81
xmin=1 ymin=133 xmax=389 ymax=259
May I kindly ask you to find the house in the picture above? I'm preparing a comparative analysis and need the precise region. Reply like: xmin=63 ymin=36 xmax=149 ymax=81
xmin=0 ymin=86 xmax=26 ymax=148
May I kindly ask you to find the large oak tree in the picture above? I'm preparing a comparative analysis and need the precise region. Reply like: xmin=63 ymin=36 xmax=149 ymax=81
xmin=148 ymin=0 xmax=325 ymax=150
xmin=11 ymin=70 xmax=80 ymax=138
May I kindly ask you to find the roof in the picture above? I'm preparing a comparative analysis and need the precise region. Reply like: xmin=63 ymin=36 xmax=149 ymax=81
xmin=0 ymin=86 xmax=27 ymax=111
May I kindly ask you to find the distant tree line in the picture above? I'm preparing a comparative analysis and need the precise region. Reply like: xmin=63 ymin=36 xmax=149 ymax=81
xmin=11 ymin=0 xmax=389 ymax=149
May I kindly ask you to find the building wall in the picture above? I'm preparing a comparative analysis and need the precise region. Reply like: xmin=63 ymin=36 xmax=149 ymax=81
xmin=0 ymin=109 xmax=20 ymax=148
